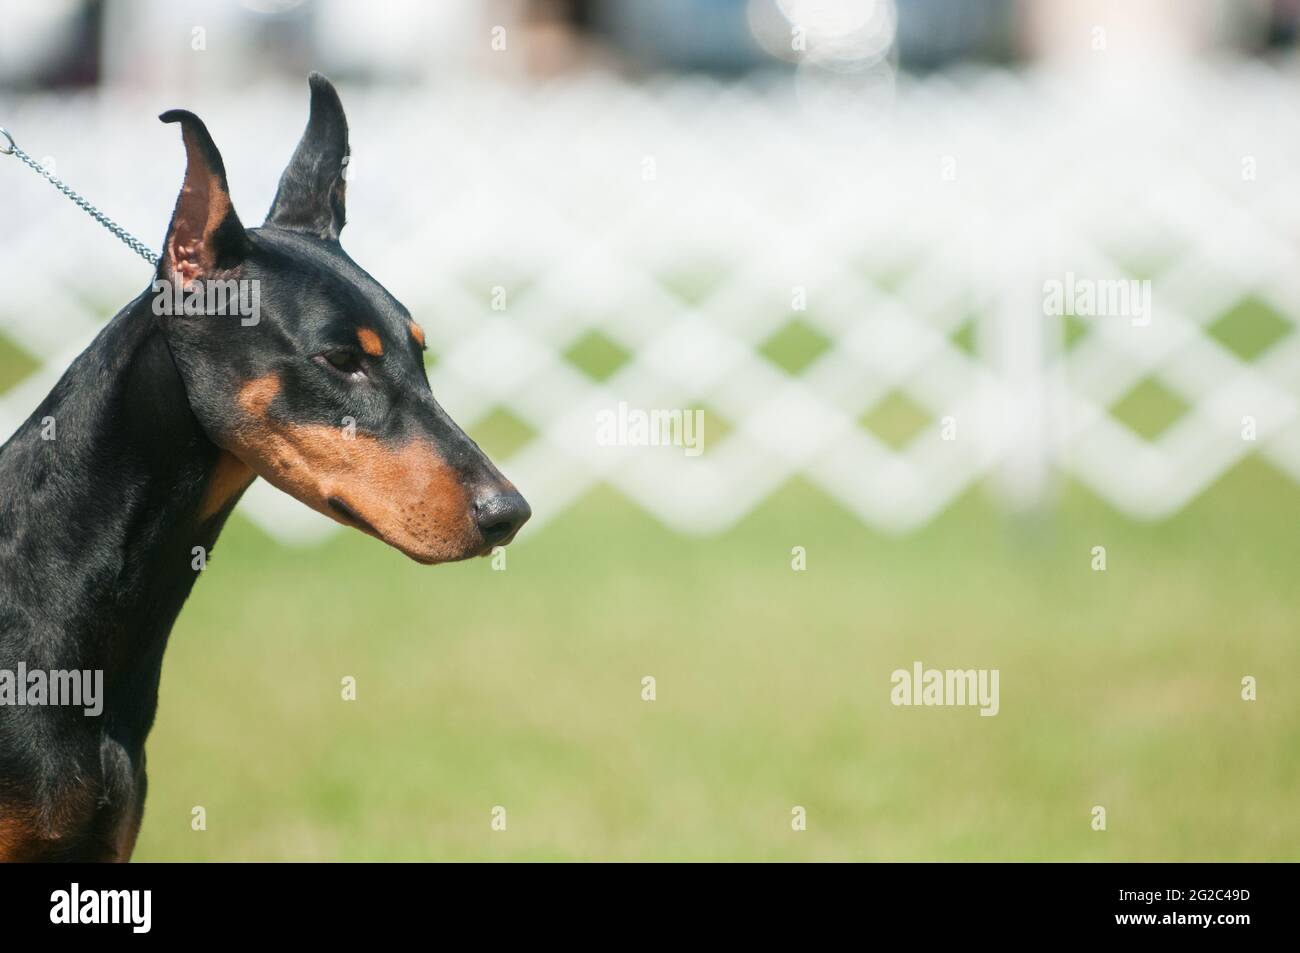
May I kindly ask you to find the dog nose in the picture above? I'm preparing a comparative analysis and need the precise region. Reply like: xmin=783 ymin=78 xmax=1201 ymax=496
xmin=474 ymin=489 xmax=531 ymax=547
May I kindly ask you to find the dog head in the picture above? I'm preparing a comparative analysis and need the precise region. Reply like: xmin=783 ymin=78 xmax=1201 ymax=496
xmin=156 ymin=74 xmax=529 ymax=563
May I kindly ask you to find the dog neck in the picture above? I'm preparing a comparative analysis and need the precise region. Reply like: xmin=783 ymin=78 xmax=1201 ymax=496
xmin=0 ymin=292 xmax=250 ymax=751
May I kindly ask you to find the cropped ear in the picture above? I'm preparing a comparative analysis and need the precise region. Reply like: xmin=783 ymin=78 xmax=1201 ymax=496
xmin=265 ymin=72 xmax=349 ymax=241
xmin=158 ymin=109 xmax=249 ymax=287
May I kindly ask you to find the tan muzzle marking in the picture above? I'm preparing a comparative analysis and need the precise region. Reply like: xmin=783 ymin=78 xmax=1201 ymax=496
xmin=230 ymin=375 xmax=477 ymax=563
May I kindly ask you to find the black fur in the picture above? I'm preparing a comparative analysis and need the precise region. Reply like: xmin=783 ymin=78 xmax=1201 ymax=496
xmin=0 ymin=75 xmax=528 ymax=861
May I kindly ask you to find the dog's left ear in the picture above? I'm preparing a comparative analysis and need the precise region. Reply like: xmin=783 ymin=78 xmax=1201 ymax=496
xmin=265 ymin=72 xmax=349 ymax=241
xmin=159 ymin=110 xmax=249 ymax=287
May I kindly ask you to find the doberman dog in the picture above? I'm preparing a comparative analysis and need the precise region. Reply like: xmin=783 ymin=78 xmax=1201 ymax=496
xmin=0 ymin=75 xmax=530 ymax=861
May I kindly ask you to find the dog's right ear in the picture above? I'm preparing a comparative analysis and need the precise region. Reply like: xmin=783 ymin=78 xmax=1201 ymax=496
xmin=158 ymin=110 xmax=249 ymax=287
xmin=264 ymin=72 xmax=350 ymax=242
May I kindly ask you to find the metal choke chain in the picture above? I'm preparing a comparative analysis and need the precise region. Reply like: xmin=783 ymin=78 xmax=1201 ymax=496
xmin=1 ymin=126 xmax=160 ymax=266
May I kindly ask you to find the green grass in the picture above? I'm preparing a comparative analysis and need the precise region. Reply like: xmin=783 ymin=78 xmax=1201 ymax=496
xmin=758 ymin=317 xmax=832 ymax=375
xmin=467 ymin=407 xmax=537 ymax=460
xmin=1109 ymin=377 xmax=1190 ymax=441
xmin=563 ymin=329 xmax=632 ymax=382
xmin=133 ymin=457 xmax=1300 ymax=861
xmin=659 ymin=264 xmax=731 ymax=305
xmin=859 ymin=391 xmax=933 ymax=449
xmin=0 ymin=332 xmax=39 ymax=396
xmin=1207 ymin=297 xmax=1292 ymax=362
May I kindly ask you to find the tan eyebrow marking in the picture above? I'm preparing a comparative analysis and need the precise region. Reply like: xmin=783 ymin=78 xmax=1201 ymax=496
xmin=357 ymin=327 xmax=384 ymax=357
xmin=409 ymin=322 xmax=426 ymax=349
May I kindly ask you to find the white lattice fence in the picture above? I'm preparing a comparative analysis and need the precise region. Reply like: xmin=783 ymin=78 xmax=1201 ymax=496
xmin=1 ymin=66 xmax=1298 ymax=542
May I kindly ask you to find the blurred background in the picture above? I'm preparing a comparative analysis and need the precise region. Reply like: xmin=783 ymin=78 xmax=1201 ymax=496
xmin=1 ymin=0 xmax=1297 ymax=860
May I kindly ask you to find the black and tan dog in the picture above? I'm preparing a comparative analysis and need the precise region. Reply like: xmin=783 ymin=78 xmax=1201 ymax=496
xmin=0 ymin=75 xmax=529 ymax=861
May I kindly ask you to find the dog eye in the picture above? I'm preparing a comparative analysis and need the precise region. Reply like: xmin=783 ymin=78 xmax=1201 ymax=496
xmin=326 ymin=349 xmax=358 ymax=370
xmin=316 ymin=349 xmax=365 ymax=380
